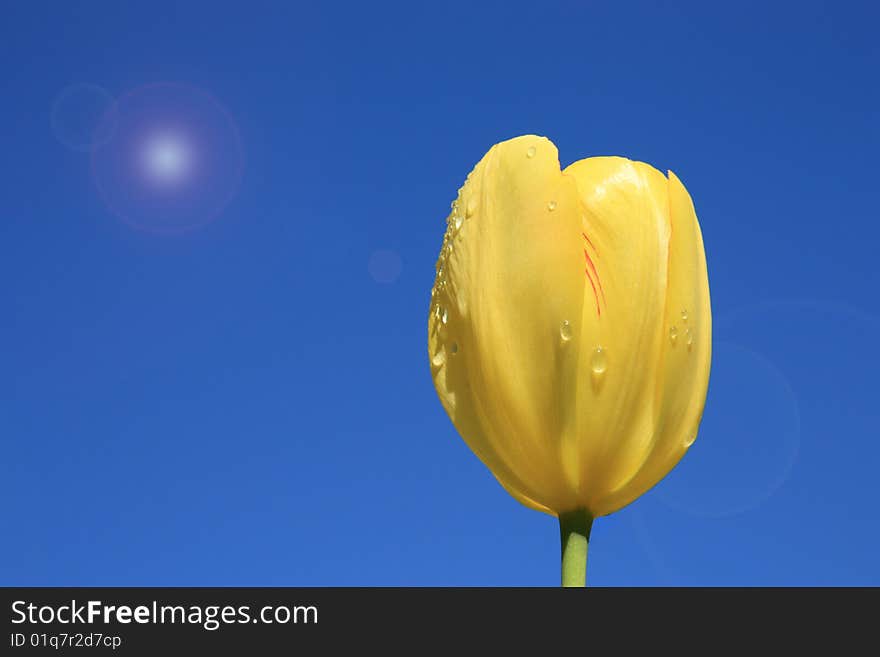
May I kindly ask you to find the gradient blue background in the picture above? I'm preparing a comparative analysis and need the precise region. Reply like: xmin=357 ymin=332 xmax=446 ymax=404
xmin=2 ymin=1 xmax=878 ymax=586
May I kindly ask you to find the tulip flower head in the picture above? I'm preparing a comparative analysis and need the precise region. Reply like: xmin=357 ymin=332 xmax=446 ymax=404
xmin=427 ymin=135 xmax=711 ymax=585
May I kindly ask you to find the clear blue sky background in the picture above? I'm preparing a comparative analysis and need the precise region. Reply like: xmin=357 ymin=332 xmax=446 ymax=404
xmin=2 ymin=1 xmax=878 ymax=586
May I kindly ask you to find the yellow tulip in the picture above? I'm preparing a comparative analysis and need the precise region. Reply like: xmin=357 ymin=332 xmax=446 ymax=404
xmin=427 ymin=135 xmax=711 ymax=585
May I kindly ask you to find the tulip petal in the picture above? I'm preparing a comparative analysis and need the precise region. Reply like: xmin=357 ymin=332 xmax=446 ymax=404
xmin=429 ymin=135 xmax=589 ymax=513
xmin=562 ymin=157 xmax=672 ymax=514
xmin=597 ymin=170 xmax=712 ymax=515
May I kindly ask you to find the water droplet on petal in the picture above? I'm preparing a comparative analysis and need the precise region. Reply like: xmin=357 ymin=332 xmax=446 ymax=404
xmin=453 ymin=214 xmax=463 ymax=230
xmin=685 ymin=327 xmax=694 ymax=349
xmin=526 ymin=145 xmax=536 ymax=158
xmin=684 ymin=432 xmax=697 ymax=448
xmin=441 ymin=307 xmax=448 ymax=324
xmin=466 ymin=199 xmax=475 ymax=218
xmin=560 ymin=320 xmax=573 ymax=341
xmin=681 ymin=309 xmax=689 ymax=322
xmin=450 ymin=341 xmax=459 ymax=355
xmin=591 ymin=346 xmax=607 ymax=374
xmin=669 ymin=325 xmax=678 ymax=344
xmin=547 ymin=200 xmax=557 ymax=211
xmin=432 ymin=349 xmax=446 ymax=366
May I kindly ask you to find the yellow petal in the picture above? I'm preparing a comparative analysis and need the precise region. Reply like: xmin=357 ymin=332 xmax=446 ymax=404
xmin=429 ymin=135 xmax=587 ymax=513
xmin=562 ymin=157 xmax=672 ymax=514
xmin=597 ymin=170 xmax=712 ymax=515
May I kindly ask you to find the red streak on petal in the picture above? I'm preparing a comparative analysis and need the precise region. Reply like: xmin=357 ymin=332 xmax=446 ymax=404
xmin=581 ymin=229 xmax=606 ymax=317
xmin=583 ymin=251 xmax=601 ymax=317
xmin=582 ymin=232 xmax=598 ymax=256
xmin=583 ymin=248 xmax=606 ymax=306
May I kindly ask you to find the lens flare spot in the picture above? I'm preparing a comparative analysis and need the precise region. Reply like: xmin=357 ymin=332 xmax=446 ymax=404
xmin=51 ymin=83 xmax=117 ymax=152
xmin=91 ymin=83 xmax=243 ymax=235
xmin=368 ymin=249 xmax=403 ymax=284
xmin=140 ymin=133 xmax=193 ymax=185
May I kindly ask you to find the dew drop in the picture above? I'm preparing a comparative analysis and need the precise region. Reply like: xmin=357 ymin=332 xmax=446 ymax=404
xmin=669 ymin=325 xmax=678 ymax=344
xmin=465 ymin=199 xmax=475 ymax=218
xmin=547 ymin=200 xmax=557 ymax=211
xmin=591 ymin=346 xmax=607 ymax=374
xmin=441 ymin=307 xmax=448 ymax=324
xmin=560 ymin=320 xmax=573 ymax=341
xmin=684 ymin=432 xmax=697 ymax=448
xmin=432 ymin=349 xmax=446 ymax=366
xmin=453 ymin=214 xmax=463 ymax=230
xmin=681 ymin=309 xmax=689 ymax=322
xmin=450 ymin=341 xmax=459 ymax=355
xmin=526 ymin=145 xmax=536 ymax=158
xmin=685 ymin=327 xmax=694 ymax=348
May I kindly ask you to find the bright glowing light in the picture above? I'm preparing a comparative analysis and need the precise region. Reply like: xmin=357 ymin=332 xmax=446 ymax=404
xmin=141 ymin=133 xmax=192 ymax=184
xmin=91 ymin=83 xmax=243 ymax=234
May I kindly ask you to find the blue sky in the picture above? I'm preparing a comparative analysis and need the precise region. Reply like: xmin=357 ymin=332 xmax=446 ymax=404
xmin=2 ymin=0 xmax=878 ymax=585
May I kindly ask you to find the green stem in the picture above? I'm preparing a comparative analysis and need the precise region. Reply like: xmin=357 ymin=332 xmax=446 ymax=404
xmin=559 ymin=509 xmax=593 ymax=587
